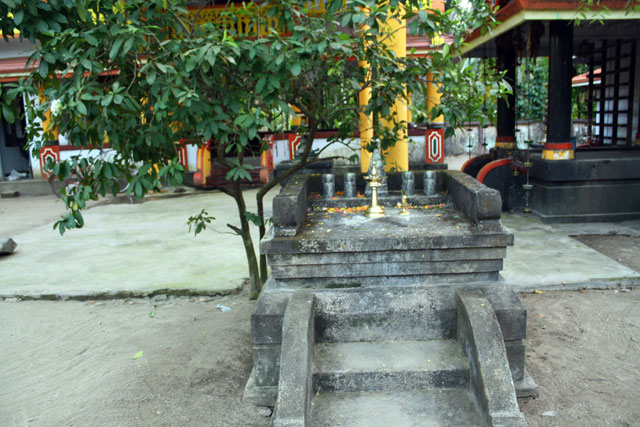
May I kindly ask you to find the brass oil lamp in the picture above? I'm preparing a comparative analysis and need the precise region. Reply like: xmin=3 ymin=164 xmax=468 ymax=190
xmin=365 ymin=164 xmax=385 ymax=218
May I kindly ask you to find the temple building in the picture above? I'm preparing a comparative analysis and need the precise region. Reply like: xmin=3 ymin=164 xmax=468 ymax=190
xmin=461 ymin=0 xmax=640 ymax=222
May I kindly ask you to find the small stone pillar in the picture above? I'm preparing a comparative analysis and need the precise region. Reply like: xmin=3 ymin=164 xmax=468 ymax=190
xmin=322 ymin=174 xmax=335 ymax=199
xmin=344 ymin=173 xmax=356 ymax=198
xmin=424 ymin=170 xmax=436 ymax=196
xmin=402 ymin=171 xmax=415 ymax=196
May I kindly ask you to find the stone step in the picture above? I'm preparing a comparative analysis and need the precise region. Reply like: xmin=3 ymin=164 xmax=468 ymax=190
xmin=314 ymin=287 xmax=457 ymax=342
xmin=310 ymin=389 xmax=486 ymax=427
xmin=274 ymin=272 xmax=499 ymax=289
xmin=271 ymin=259 xmax=503 ymax=279
xmin=313 ymin=339 xmax=468 ymax=392
xmin=267 ymin=247 xmax=507 ymax=266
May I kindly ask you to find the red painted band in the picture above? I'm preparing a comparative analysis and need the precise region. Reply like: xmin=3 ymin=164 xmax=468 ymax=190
xmin=544 ymin=142 xmax=573 ymax=150
xmin=477 ymin=158 xmax=512 ymax=184
xmin=461 ymin=154 xmax=491 ymax=173
xmin=461 ymin=157 xmax=476 ymax=173
xmin=58 ymin=144 xmax=112 ymax=151
xmin=496 ymin=136 xmax=516 ymax=143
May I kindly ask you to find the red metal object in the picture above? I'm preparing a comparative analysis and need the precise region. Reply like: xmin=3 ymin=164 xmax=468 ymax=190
xmin=39 ymin=145 xmax=60 ymax=179
xmin=193 ymin=140 xmax=211 ymax=187
xmin=260 ymin=134 xmax=275 ymax=183
xmin=176 ymin=138 xmax=189 ymax=169
xmin=425 ymin=128 xmax=445 ymax=164
xmin=461 ymin=153 xmax=492 ymax=173
xmin=477 ymin=158 xmax=512 ymax=183
xmin=288 ymin=133 xmax=301 ymax=160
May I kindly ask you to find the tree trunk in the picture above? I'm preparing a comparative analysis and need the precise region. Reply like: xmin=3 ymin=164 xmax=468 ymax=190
xmin=231 ymin=181 xmax=262 ymax=299
xmin=257 ymin=198 xmax=269 ymax=283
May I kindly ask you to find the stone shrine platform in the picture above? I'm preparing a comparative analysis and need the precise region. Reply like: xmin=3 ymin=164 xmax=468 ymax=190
xmin=263 ymin=169 xmax=513 ymax=288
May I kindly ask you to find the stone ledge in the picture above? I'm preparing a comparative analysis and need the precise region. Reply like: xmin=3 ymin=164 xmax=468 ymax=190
xmin=444 ymin=170 xmax=503 ymax=225
xmin=267 ymin=247 xmax=507 ymax=265
xmin=262 ymin=227 xmax=514 ymax=254
xmin=455 ymin=290 xmax=527 ymax=426
xmin=273 ymin=174 xmax=308 ymax=237
xmin=243 ymin=368 xmax=278 ymax=406
xmin=270 ymin=259 xmax=504 ymax=279
xmin=481 ymin=286 xmax=527 ymax=341
xmin=272 ymin=292 xmax=316 ymax=427
xmin=271 ymin=273 xmax=500 ymax=289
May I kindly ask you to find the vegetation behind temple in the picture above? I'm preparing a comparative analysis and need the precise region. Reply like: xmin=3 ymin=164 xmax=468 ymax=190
xmin=0 ymin=0 xmax=509 ymax=298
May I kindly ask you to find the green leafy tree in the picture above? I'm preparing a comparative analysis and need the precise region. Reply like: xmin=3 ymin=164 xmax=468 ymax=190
xmin=516 ymin=57 xmax=548 ymax=122
xmin=0 ymin=0 xmax=507 ymax=298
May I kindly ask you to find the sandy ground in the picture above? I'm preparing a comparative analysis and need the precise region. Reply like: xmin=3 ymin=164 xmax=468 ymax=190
xmin=1 ymin=289 xmax=639 ymax=427
xmin=519 ymin=289 xmax=640 ymax=427
xmin=0 ymin=292 xmax=271 ymax=427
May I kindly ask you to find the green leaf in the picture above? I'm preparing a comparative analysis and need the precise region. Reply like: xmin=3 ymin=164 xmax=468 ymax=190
xmin=185 ymin=57 xmax=197 ymax=72
xmin=109 ymin=38 xmax=124 ymax=61
xmin=78 ymin=0 xmax=87 ymax=22
xmin=122 ymin=38 xmax=134 ymax=56
xmin=146 ymin=69 xmax=156 ymax=85
xmin=80 ymin=58 xmax=92 ymax=71
xmin=132 ymin=350 xmax=144 ymax=360
xmin=2 ymin=104 xmax=15 ymax=123
xmin=441 ymin=43 xmax=450 ymax=57
xmin=256 ymin=77 xmax=266 ymax=93
xmin=225 ymin=167 xmax=236 ymax=181
xmin=291 ymin=62 xmax=301 ymax=77
xmin=445 ymin=127 xmax=455 ymax=139
xmin=85 ymin=33 xmax=98 ymax=47
xmin=104 ymin=164 xmax=113 ymax=179
xmin=245 ymin=211 xmax=262 ymax=226
xmin=13 ymin=9 xmax=24 ymax=25
xmin=38 ymin=60 xmax=49 ymax=78
xmin=76 ymin=101 xmax=87 ymax=115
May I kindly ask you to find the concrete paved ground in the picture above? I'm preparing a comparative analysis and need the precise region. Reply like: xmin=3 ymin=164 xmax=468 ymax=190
xmin=1 ymin=189 xmax=640 ymax=299
xmin=501 ymin=213 xmax=640 ymax=290
xmin=0 ymin=188 xmax=276 ymax=298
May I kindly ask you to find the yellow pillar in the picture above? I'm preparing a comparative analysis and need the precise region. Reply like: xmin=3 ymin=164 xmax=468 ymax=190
xmin=380 ymin=6 xmax=408 ymax=172
xmin=359 ymin=7 xmax=374 ymax=173
xmin=359 ymin=74 xmax=373 ymax=173
xmin=38 ymin=86 xmax=58 ymax=141
xmin=290 ymin=104 xmax=307 ymax=128
xmin=427 ymin=71 xmax=444 ymax=127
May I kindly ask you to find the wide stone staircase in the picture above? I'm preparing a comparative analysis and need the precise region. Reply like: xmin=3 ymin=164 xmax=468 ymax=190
xmin=310 ymin=339 xmax=483 ymax=426
xmin=267 ymin=287 xmax=529 ymax=427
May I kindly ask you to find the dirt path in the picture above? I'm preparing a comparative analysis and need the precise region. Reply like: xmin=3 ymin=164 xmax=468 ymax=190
xmin=573 ymin=234 xmax=640 ymax=274
xmin=519 ymin=289 xmax=640 ymax=427
xmin=0 ymin=293 xmax=270 ymax=427
xmin=2 ymin=289 xmax=639 ymax=426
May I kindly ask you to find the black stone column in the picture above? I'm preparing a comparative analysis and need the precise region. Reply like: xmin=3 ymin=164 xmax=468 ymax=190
xmin=496 ymin=38 xmax=517 ymax=148
xmin=546 ymin=21 xmax=573 ymax=144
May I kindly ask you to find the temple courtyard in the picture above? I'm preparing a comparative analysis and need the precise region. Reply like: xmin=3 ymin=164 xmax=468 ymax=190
xmin=1 ymin=190 xmax=640 ymax=426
